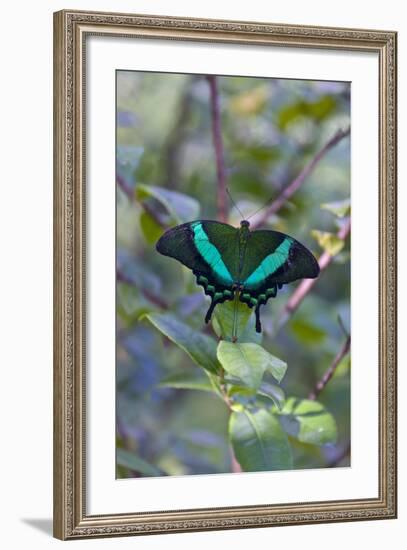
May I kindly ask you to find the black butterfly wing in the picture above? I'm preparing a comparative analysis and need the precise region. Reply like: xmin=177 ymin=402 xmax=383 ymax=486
xmin=242 ymin=229 xmax=320 ymax=288
xmin=156 ymin=220 xmax=240 ymax=284
xmin=156 ymin=222 xmax=211 ymax=275
xmin=156 ymin=222 xmax=320 ymax=333
xmin=156 ymin=221 xmax=240 ymax=322
xmin=239 ymin=229 xmax=319 ymax=332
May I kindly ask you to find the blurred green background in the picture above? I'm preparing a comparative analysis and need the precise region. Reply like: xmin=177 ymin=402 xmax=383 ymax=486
xmin=116 ymin=71 xmax=351 ymax=478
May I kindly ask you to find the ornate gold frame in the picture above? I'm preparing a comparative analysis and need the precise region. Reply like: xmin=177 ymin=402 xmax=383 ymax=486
xmin=53 ymin=9 xmax=397 ymax=540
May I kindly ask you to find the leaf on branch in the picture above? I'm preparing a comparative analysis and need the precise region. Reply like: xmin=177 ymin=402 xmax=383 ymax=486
xmin=217 ymin=342 xmax=262 ymax=389
xmin=311 ymin=229 xmax=345 ymax=256
xmin=213 ymin=300 xmax=262 ymax=344
xmin=144 ymin=312 xmax=220 ymax=374
xmin=257 ymin=382 xmax=286 ymax=410
xmin=277 ymin=397 xmax=338 ymax=446
xmin=136 ymin=184 xmax=200 ymax=225
xmin=158 ymin=372 xmax=214 ymax=392
xmin=139 ymin=211 xmax=163 ymax=244
xmin=278 ymin=95 xmax=337 ymax=130
xmin=226 ymin=384 xmax=257 ymax=412
xmin=290 ymin=318 xmax=326 ymax=345
xmin=117 ymin=283 xmax=154 ymax=322
xmin=225 ymin=379 xmax=285 ymax=411
xmin=320 ymin=198 xmax=350 ymax=218
xmin=265 ymin=354 xmax=288 ymax=383
xmin=229 ymin=409 xmax=293 ymax=471
xmin=117 ymin=283 xmax=142 ymax=317
xmin=217 ymin=342 xmax=287 ymax=389
xmin=116 ymin=448 xmax=162 ymax=477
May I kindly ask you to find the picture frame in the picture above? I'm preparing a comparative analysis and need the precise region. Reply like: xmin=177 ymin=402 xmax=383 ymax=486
xmin=53 ymin=9 xmax=397 ymax=540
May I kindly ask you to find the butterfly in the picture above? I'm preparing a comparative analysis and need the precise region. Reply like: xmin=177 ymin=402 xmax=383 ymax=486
xmin=156 ymin=219 xmax=319 ymax=334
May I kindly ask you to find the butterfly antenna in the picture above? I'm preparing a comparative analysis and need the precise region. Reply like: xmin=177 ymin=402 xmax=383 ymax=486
xmin=246 ymin=193 xmax=275 ymax=221
xmin=226 ymin=187 xmax=245 ymax=220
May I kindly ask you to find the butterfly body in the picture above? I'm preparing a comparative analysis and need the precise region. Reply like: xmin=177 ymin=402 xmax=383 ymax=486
xmin=156 ymin=219 xmax=319 ymax=334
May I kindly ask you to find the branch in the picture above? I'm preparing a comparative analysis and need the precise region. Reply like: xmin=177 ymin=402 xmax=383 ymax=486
xmin=277 ymin=217 xmax=351 ymax=331
xmin=218 ymin=367 xmax=242 ymax=473
xmin=230 ymin=450 xmax=243 ymax=473
xmin=162 ymin=76 xmax=196 ymax=189
xmin=207 ymin=75 xmax=228 ymax=222
xmin=308 ymin=333 xmax=351 ymax=400
xmin=117 ymin=269 xmax=169 ymax=310
xmin=251 ymin=127 xmax=350 ymax=229
xmin=117 ymin=174 xmax=169 ymax=230
xmin=116 ymin=173 xmax=134 ymax=201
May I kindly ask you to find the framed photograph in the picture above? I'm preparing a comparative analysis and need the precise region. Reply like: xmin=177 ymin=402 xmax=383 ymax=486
xmin=53 ymin=9 xmax=397 ymax=540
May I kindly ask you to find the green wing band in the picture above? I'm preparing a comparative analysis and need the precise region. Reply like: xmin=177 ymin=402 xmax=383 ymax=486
xmin=244 ymin=237 xmax=293 ymax=289
xmin=156 ymin=221 xmax=319 ymax=335
xmin=192 ymin=222 xmax=234 ymax=286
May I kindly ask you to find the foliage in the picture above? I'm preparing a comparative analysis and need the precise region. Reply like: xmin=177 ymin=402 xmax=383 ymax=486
xmin=230 ymin=409 xmax=292 ymax=471
xmin=116 ymin=72 xmax=351 ymax=477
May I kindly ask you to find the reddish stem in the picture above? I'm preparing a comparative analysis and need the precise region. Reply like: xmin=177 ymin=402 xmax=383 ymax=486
xmin=308 ymin=334 xmax=351 ymax=400
xmin=116 ymin=173 xmax=134 ymax=201
xmin=207 ymin=75 xmax=228 ymax=222
xmin=278 ymin=218 xmax=351 ymax=330
xmin=117 ymin=269 xmax=168 ymax=309
xmin=251 ymin=127 xmax=350 ymax=229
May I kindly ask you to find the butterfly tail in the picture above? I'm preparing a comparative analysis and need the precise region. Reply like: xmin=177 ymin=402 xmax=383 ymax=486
xmin=204 ymin=299 xmax=218 ymax=324
xmin=255 ymin=304 xmax=262 ymax=333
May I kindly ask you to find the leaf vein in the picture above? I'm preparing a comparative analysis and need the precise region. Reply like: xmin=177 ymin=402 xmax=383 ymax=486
xmin=244 ymin=410 xmax=268 ymax=467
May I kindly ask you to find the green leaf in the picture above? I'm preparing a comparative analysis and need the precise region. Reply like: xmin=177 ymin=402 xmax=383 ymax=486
xmin=136 ymin=184 xmax=200 ymax=224
xmin=321 ymin=199 xmax=350 ymax=218
xmin=217 ymin=342 xmax=265 ymax=389
xmin=213 ymin=300 xmax=262 ymax=344
xmin=311 ymin=229 xmax=345 ymax=256
xmin=116 ymin=283 xmax=154 ymax=323
xmin=145 ymin=312 xmax=220 ymax=374
xmin=291 ymin=319 xmax=326 ymax=345
xmin=228 ymin=385 xmax=256 ymax=399
xmin=232 ymin=312 xmax=263 ymax=345
xmin=117 ymin=282 xmax=141 ymax=317
xmin=278 ymin=397 xmax=338 ymax=446
xmin=321 ymin=198 xmax=350 ymax=218
xmin=227 ymin=384 xmax=257 ymax=412
xmin=229 ymin=409 xmax=293 ymax=471
xmin=158 ymin=372 xmax=213 ymax=392
xmin=116 ymin=448 xmax=162 ymax=477
xmin=217 ymin=342 xmax=287 ymax=388
xmin=278 ymin=95 xmax=337 ymax=129
xmin=225 ymin=378 xmax=285 ymax=410
xmin=265 ymin=354 xmax=287 ymax=384
xmin=139 ymin=210 xmax=164 ymax=244
xmin=309 ymin=95 xmax=337 ymax=120
xmin=257 ymin=382 xmax=286 ymax=410
xmin=233 ymin=145 xmax=280 ymax=167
